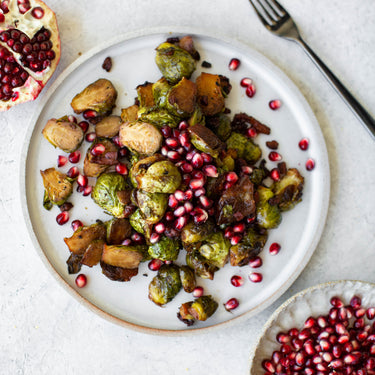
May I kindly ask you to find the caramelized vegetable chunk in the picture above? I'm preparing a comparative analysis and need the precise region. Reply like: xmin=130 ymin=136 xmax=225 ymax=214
xmin=120 ymin=104 xmax=139 ymax=123
xmin=136 ymin=81 xmax=155 ymax=109
xmin=41 ymin=168 xmax=73 ymax=206
xmin=106 ymin=218 xmax=132 ymax=245
xmin=81 ymin=239 xmax=105 ymax=267
xmin=196 ymin=72 xmax=225 ymax=116
xmin=167 ymin=77 xmax=197 ymax=116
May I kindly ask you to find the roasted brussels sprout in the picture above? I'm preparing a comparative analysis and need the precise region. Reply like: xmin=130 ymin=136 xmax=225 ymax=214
xmin=42 ymin=118 xmax=84 ymax=153
xmin=152 ymin=77 xmax=172 ymax=108
xmin=199 ymin=232 xmax=230 ymax=268
xmin=119 ymin=121 xmax=162 ymax=155
xmin=40 ymin=168 xmax=73 ymax=206
xmin=66 ymin=253 xmax=82 ymax=274
xmin=71 ymin=79 xmax=117 ymax=120
xmin=256 ymin=186 xmax=282 ymax=229
xmin=230 ymin=227 xmax=268 ymax=266
xmin=178 ymin=296 xmax=218 ymax=323
xmin=131 ymin=155 xmax=181 ymax=193
xmin=271 ymin=168 xmax=304 ymax=211
xmin=83 ymin=137 xmax=118 ymax=177
xmin=136 ymin=81 xmax=156 ymax=109
xmin=64 ymin=222 xmax=106 ymax=255
xmin=81 ymin=239 xmax=105 ymax=267
xmin=188 ymin=106 xmax=205 ymax=127
xmin=92 ymin=173 xmax=128 ymax=217
xmin=120 ymin=104 xmax=139 ymax=123
xmin=226 ymin=132 xmax=262 ymax=165
xmin=181 ymin=220 xmax=214 ymax=244
xmin=196 ymin=72 xmax=225 ymax=116
xmin=148 ymin=236 xmax=180 ymax=261
xmin=216 ymin=176 xmax=255 ymax=225
xmin=100 ymin=261 xmax=139 ymax=282
xmin=101 ymin=244 xmax=144 ymax=269
xmin=155 ymin=42 xmax=197 ymax=84
xmin=186 ymin=251 xmax=218 ymax=280
xmin=179 ymin=266 xmax=196 ymax=293
xmin=249 ymin=160 xmax=269 ymax=186
xmin=106 ymin=218 xmax=132 ymax=245
xmin=134 ymin=190 xmax=168 ymax=224
xmin=129 ymin=209 xmax=153 ymax=239
xmin=148 ymin=264 xmax=182 ymax=306
xmin=166 ymin=77 xmax=197 ymax=117
xmin=137 ymin=108 xmax=180 ymax=128
xmin=205 ymin=113 xmax=232 ymax=141
xmin=95 ymin=115 xmax=122 ymax=138
xmin=188 ymin=123 xmax=224 ymax=158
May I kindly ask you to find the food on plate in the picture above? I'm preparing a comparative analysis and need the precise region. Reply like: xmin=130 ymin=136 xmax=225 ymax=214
xmin=40 ymin=35 xmax=305 ymax=326
xmin=0 ymin=0 xmax=60 ymax=111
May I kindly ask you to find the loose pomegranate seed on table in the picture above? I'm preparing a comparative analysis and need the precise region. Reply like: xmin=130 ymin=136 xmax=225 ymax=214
xmin=249 ymin=256 xmax=262 ymax=268
xmin=85 ymin=132 xmax=96 ymax=142
xmin=192 ymin=286 xmax=204 ymax=298
xmin=56 ymin=211 xmax=69 ymax=225
xmin=148 ymin=258 xmax=163 ymax=271
xmin=240 ymin=77 xmax=253 ymax=87
xmin=249 ymin=272 xmax=263 ymax=283
xmin=269 ymin=151 xmax=282 ymax=162
xmin=67 ymin=166 xmax=79 ymax=179
xmin=245 ymin=84 xmax=256 ymax=98
xmin=71 ymin=220 xmax=83 ymax=232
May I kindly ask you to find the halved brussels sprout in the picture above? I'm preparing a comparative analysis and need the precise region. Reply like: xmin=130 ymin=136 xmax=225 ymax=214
xmin=196 ymin=72 xmax=225 ymax=116
xmin=71 ymin=79 xmax=117 ymax=119
xmin=120 ymin=104 xmax=139 ymax=123
xmin=180 ymin=220 xmax=214 ymax=244
xmin=152 ymin=77 xmax=172 ymax=108
xmin=40 ymin=168 xmax=73 ymax=207
xmin=256 ymin=186 xmax=282 ymax=229
xmin=205 ymin=113 xmax=232 ymax=141
xmin=134 ymin=190 xmax=168 ymax=224
xmin=148 ymin=236 xmax=180 ymax=261
xmin=101 ymin=244 xmax=144 ymax=269
xmin=119 ymin=121 xmax=162 ymax=155
xmin=226 ymin=132 xmax=262 ymax=165
xmin=186 ymin=251 xmax=218 ymax=280
xmin=81 ymin=239 xmax=105 ymax=267
xmin=230 ymin=227 xmax=268 ymax=266
xmin=129 ymin=209 xmax=153 ymax=239
xmin=199 ymin=232 xmax=230 ymax=268
xmin=106 ymin=218 xmax=132 ymax=245
xmin=131 ymin=155 xmax=181 ymax=194
xmin=42 ymin=118 xmax=84 ymax=153
xmin=136 ymin=81 xmax=156 ymax=109
xmin=188 ymin=106 xmax=205 ymax=127
xmin=179 ymin=266 xmax=196 ymax=293
xmin=188 ymin=123 xmax=224 ymax=158
xmin=95 ymin=115 xmax=122 ymax=138
xmin=92 ymin=173 xmax=128 ymax=217
xmin=148 ymin=264 xmax=182 ymax=306
xmin=137 ymin=108 xmax=180 ymax=128
xmin=166 ymin=77 xmax=197 ymax=117
xmin=271 ymin=168 xmax=304 ymax=211
xmin=178 ymin=296 xmax=218 ymax=323
xmin=155 ymin=42 xmax=197 ymax=84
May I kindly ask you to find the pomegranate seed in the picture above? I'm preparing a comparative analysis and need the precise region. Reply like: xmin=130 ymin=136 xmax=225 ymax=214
xmin=230 ymin=275 xmax=244 ymax=287
xmin=350 ymin=296 xmax=362 ymax=309
xmin=180 ymin=162 xmax=193 ymax=173
xmin=67 ymin=115 xmax=77 ymax=123
xmin=161 ymin=146 xmax=168 ymax=156
xmin=179 ymin=132 xmax=190 ymax=148
xmin=68 ymin=151 xmax=81 ymax=163
xmin=240 ymin=77 xmax=252 ymax=87
xmin=269 ymin=99 xmax=281 ymax=110
xmin=230 ymin=234 xmax=242 ymax=245
xmin=78 ymin=120 xmax=89 ymax=133
xmin=131 ymin=233 xmax=143 ymax=244
xmin=192 ymin=208 xmax=208 ymax=224
xmin=167 ymin=150 xmax=180 ymax=161
xmin=247 ymin=127 xmax=257 ymax=138
xmin=233 ymin=222 xmax=245 ymax=233
xmin=199 ymin=195 xmax=212 ymax=208
xmin=262 ymin=360 xmax=275 ymax=373
xmin=194 ymin=187 xmax=205 ymax=197
xmin=174 ymin=215 xmax=188 ymax=230
xmin=184 ymin=190 xmax=193 ymax=200
xmin=161 ymin=125 xmax=171 ymax=137
xmin=119 ymin=149 xmax=129 ymax=159
xmin=249 ymin=256 xmax=262 ymax=268
xmin=224 ymin=227 xmax=234 ymax=238
xmin=91 ymin=143 xmax=106 ymax=156
xmin=57 ymin=155 xmax=67 ymax=167
xmin=295 ymin=351 xmax=306 ymax=366
xmin=174 ymin=190 xmax=185 ymax=201
xmin=178 ymin=121 xmax=188 ymax=130
xmin=168 ymin=194 xmax=178 ymax=208
xmin=192 ymin=153 xmax=203 ymax=168
xmin=306 ymin=158 xmax=315 ymax=171
xmin=165 ymin=137 xmax=179 ymax=149
xmin=172 ymin=129 xmax=180 ymax=138
xmin=75 ymin=274 xmax=87 ymax=288
xmin=56 ymin=211 xmax=69 ymax=225
xmin=67 ymin=166 xmax=79 ymax=179
xmin=288 ymin=328 xmax=299 ymax=337
xmin=241 ymin=166 xmax=253 ymax=174
xmin=304 ymin=341 xmax=315 ymax=355
xmin=71 ymin=220 xmax=83 ymax=231
xmin=224 ymin=298 xmax=239 ymax=311
xmin=77 ymin=174 xmax=88 ymax=187
xmin=249 ymin=272 xmax=262 ymax=283
xmin=192 ymin=286 xmax=204 ymax=298
xmin=149 ymin=233 xmax=160 ymax=244
xmin=154 ymin=223 xmax=166 ymax=234
xmin=174 ymin=206 xmax=186 ymax=217
xmin=367 ymin=308 xmax=375 ymax=320
xmin=164 ymin=212 xmax=174 ymax=221
xmin=298 ymin=328 xmax=311 ymax=340
xmin=270 ymin=168 xmax=280 ymax=181
xmin=185 ymin=150 xmax=196 ymax=161
xmin=202 ymin=165 xmax=218 ymax=178
xmin=85 ymin=132 xmax=96 ymax=142
xmin=317 ymin=316 xmax=328 ymax=328
xmin=115 ymin=163 xmax=128 ymax=175
xmin=330 ymin=297 xmax=344 ymax=308
xmin=277 ymin=332 xmax=291 ymax=344
xmin=299 ymin=137 xmax=309 ymax=151
xmin=269 ymin=242 xmax=281 ymax=255
xmin=148 ymin=258 xmax=163 ymax=271
xmin=177 ymin=147 xmax=185 ymax=156
xmin=245 ymin=84 xmax=256 ymax=97
xmin=82 ymin=186 xmax=92 ymax=196
xmin=344 ymin=353 xmax=361 ymax=365
xmin=269 ymin=151 xmax=282 ymax=162
xmin=201 ymin=153 xmax=212 ymax=163
xmin=228 ymin=58 xmax=240 ymax=71
xmin=184 ymin=201 xmax=194 ymax=213
xmin=356 ymin=308 xmax=366 ymax=318
xmin=305 ymin=317 xmax=316 ymax=328
xmin=225 ymin=171 xmax=238 ymax=183
xmin=83 ymin=109 xmax=97 ymax=120
xmin=0 ymin=14 xmax=4 ymax=23
xmin=189 ymin=179 xmax=205 ymax=190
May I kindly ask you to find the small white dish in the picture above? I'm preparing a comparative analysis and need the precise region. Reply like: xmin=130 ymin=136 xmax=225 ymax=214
xmin=249 ymin=280 xmax=375 ymax=373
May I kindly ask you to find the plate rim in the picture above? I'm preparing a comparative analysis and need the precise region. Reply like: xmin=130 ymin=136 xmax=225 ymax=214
xmin=19 ymin=26 xmax=330 ymax=335
xmin=248 ymin=279 xmax=375 ymax=373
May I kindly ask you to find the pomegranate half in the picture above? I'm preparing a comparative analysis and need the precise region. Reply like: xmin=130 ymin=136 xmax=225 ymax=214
xmin=0 ymin=0 xmax=60 ymax=111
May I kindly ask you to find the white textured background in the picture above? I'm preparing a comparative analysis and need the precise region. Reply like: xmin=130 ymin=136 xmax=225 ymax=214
xmin=1 ymin=0 xmax=375 ymax=374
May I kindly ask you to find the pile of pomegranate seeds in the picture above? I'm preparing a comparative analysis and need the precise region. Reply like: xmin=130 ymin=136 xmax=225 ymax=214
xmin=261 ymin=295 xmax=375 ymax=374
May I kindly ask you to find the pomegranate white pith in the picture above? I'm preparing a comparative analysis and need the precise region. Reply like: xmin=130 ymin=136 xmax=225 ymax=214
xmin=0 ymin=0 xmax=60 ymax=110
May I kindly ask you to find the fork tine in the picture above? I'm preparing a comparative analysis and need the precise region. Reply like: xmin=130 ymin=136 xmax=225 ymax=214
xmin=249 ymin=0 xmax=274 ymax=28
xmin=263 ymin=0 xmax=283 ymax=20
xmin=264 ymin=0 xmax=288 ymax=17
xmin=255 ymin=0 xmax=278 ymax=23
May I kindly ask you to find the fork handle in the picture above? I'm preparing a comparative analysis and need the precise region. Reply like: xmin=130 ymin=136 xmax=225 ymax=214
xmin=295 ymin=37 xmax=375 ymax=139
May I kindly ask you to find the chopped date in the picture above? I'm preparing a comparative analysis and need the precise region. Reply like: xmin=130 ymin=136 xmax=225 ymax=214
xmin=266 ymin=140 xmax=279 ymax=150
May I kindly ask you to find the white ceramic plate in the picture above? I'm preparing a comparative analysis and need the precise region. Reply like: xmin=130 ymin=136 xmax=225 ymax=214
xmin=20 ymin=28 xmax=329 ymax=334
xmin=249 ymin=280 xmax=375 ymax=373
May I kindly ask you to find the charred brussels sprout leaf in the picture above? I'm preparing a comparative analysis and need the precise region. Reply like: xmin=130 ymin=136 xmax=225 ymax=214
xmin=148 ymin=236 xmax=180 ymax=261
xmin=155 ymin=42 xmax=197 ymax=84
xmin=43 ymin=190 xmax=53 ymax=210
xmin=81 ymin=239 xmax=105 ymax=267
xmin=256 ymin=186 xmax=282 ymax=229
xmin=42 ymin=118 xmax=84 ymax=153
xmin=100 ymin=261 xmax=139 ymax=282
xmin=271 ymin=168 xmax=304 ymax=211
xmin=136 ymin=81 xmax=155 ymax=109
xmin=226 ymin=132 xmax=262 ymax=165
xmin=188 ymin=106 xmax=205 ymax=127
xmin=205 ymin=113 xmax=232 ymax=141
xmin=40 ymin=168 xmax=73 ymax=206
xmin=137 ymin=108 xmax=180 ymax=129
xmin=131 ymin=156 xmax=181 ymax=194
xmin=188 ymin=123 xmax=224 ymax=158
xmin=199 ymin=232 xmax=230 ymax=268
xmin=186 ymin=251 xmax=218 ymax=280
xmin=148 ymin=264 xmax=182 ymax=306
xmin=71 ymin=79 xmax=117 ymax=118
xmin=92 ymin=173 xmax=128 ymax=217
xmin=134 ymin=190 xmax=168 ymax=224
xmin=66 ymin=253 xmax=82 ymax=274
xmin=152 ymin=77 xmax=172 ymax=108
xmin=179 ymin=266 xmax=196 ymax=293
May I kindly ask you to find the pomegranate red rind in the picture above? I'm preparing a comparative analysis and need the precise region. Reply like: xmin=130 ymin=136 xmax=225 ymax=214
xmin=0 ymin=0 xmax=60 ymax=111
